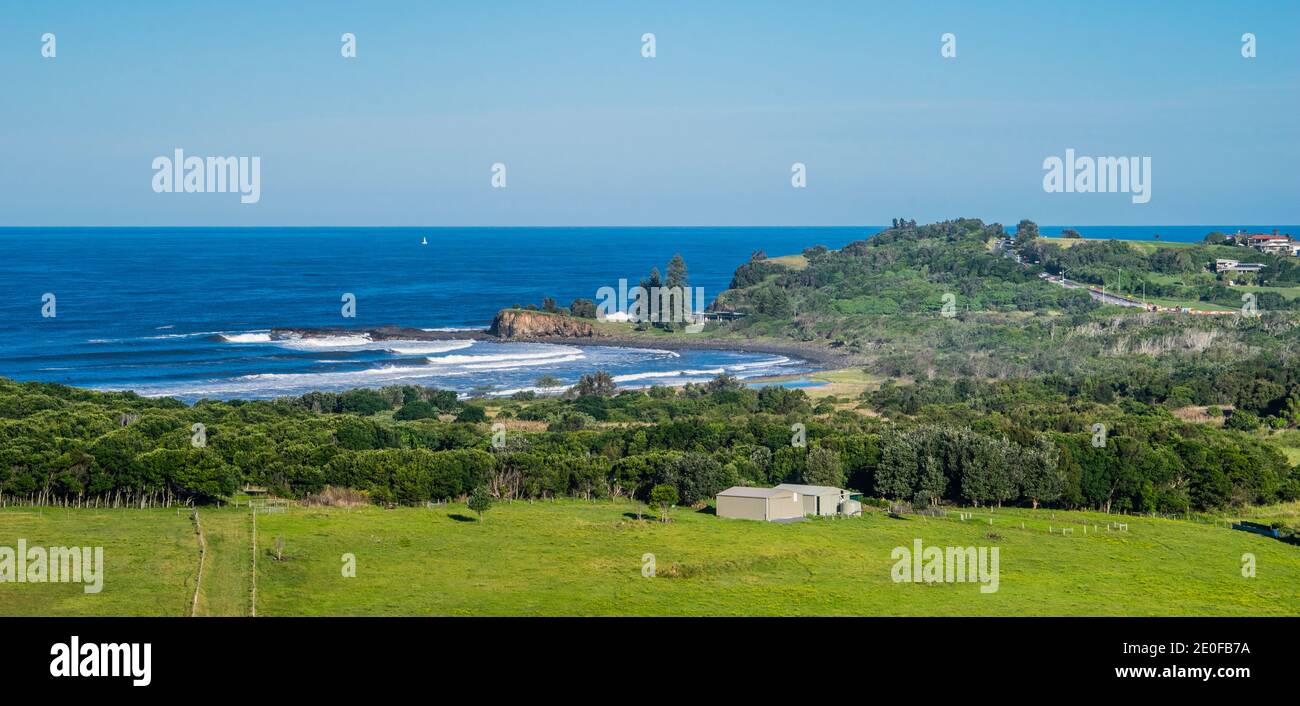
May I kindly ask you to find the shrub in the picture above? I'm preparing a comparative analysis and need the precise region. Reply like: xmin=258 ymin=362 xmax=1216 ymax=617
xmin=467 ymin=485 xmax=492 ymax=521
xmin=456 ymin=405 xmax=488 ymax=423
xmin=649 ymin=484 xmax=678 ymax=522
xmin=339 ymin=389 xmax=391 ymax=416
xmin=394 ymin=400 xmax=439 ymax=421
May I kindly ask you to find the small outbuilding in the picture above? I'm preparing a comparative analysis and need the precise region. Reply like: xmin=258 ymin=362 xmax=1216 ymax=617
xmin=715 ymin=486 xmax=803 ymax=522
xmin=776 ymin=483 xmax=848 ymax=516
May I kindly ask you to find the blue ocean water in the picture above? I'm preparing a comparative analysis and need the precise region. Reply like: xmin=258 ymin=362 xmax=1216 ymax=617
xmin=0 ymin=227 xmax=868 ymax=400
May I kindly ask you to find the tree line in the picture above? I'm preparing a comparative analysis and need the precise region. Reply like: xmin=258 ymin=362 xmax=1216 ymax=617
xmin=1 ymin=373 xmax=1294 ymax=513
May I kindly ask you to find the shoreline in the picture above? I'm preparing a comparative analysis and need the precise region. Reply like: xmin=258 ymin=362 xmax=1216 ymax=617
xmin=271 ymin=325 xmax=861 ymax=369
xmin=532 ymin=333 xmax=858 ymax=368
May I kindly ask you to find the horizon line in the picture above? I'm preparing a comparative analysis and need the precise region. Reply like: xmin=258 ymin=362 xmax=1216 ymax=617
xmin=1 ymin=223 xmax=1296 ymax=230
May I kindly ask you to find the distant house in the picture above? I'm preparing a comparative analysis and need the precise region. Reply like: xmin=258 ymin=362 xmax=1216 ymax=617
xmin=715 ymin=486 xmax=803 ymax=521
xmin=776 ymin=483 xmax=852 ymax=516
xmin=1215 ymin=259 xmax=1264 ymax=273
xmin=1241 ymin=230 xmax=1296 ymax=256
xmin=700 ymin=310 xmax=748 ymax=321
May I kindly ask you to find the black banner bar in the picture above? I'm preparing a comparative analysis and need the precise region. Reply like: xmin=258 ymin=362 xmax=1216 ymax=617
xmin=1 ymin=617 xmax=1289 ymax=694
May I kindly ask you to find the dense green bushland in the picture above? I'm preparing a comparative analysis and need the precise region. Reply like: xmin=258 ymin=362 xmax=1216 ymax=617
xmin=713 ymin=219 xmax=1300 ymax=374
xmin=1 ymin=371 xmax=1295 ymax=514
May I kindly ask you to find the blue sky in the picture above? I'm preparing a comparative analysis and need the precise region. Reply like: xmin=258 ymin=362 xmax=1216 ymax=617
xmin=1 ymin=0 xmax=1297 ymax=226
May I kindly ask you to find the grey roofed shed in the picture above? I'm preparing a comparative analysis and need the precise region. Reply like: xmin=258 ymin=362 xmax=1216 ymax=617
xmin=775 ymin=483 xmax=846 ymax=516
xmin=715 ymin=486 xmax=804 ymax=522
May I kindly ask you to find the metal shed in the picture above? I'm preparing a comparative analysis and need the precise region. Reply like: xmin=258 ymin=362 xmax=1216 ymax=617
xmin=776 ymin=483 xmax=847 ymax=516
xmin=715 ymin=486 xmax=804 ymax=521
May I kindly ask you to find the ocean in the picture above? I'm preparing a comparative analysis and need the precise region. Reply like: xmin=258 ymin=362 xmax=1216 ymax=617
xmin=0 ymin=227 xmax=869 ymax=401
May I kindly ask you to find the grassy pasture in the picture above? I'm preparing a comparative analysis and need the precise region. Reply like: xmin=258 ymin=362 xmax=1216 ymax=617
xmin=0 ymin=507 xmax=196 ymax=616
xmin=3 ymin=500 xmax=1296 ymax=617
xmin=1040 ymin=236 xmax=1235 ymax=255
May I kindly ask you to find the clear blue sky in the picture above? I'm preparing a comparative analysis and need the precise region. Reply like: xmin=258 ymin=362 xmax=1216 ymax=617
xmin=1 ymin=0 xmax=1296 ymax=226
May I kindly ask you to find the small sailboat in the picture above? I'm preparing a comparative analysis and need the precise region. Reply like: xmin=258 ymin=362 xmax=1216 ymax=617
xmin=421 ymin=236 xmax=428 ymax=245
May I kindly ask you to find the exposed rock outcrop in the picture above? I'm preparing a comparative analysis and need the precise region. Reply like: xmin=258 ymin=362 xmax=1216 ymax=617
xmin=488 ymin=309 xmax=603 ymax=338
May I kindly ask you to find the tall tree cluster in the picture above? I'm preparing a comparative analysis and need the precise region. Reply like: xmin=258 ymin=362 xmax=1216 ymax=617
xmin=875 ymin=425 xmax=1064 ymax=508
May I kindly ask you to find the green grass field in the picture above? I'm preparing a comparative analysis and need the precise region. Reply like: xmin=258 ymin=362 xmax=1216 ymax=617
xmin=1040 ymin=236 xmax=1236 ymax=255
xmin=767 ymin=254 xmax=809 ymax=270
xmin=3 ymin=500 xmax=1296 ymax=616
xmin=0 ymin=507 xmax=198 ymax=616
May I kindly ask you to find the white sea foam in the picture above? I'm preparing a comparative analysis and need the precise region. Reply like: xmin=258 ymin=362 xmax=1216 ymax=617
xmin=609 ymin=356 xmax=791 ymax=385
xmin=91 ymin=330 xmax=226 ymax=343
xmin=491 ymin=385 xmax=564 ymax=397
xmin=147 ymin=331 xmax=221 ymax=340
xmin=459 ymin=353 xmax=585 ymax=371
xmin=424 ymin=346 xmax=582 ymax=366
xmin=231 ymin=333 xmax=477 ymax=354
xmin=135 ymin=364 xmax=441 ymax=397
xmin=237 ymin=364 xmax=429 ymax=381
xmin=612 ymin=368 xmax=725 ymax=383
xmin=385 ymin=341 xmax=475 ymax=355
xmin=727 ymin=355 xmax=791 ymax=371
xmin=274 ymin=335 xmax=374 ymax=350
xmin=219 ymin=332 xmax=274 ymax=343
xmin=601 ymin=345 xmax=681 ymax=358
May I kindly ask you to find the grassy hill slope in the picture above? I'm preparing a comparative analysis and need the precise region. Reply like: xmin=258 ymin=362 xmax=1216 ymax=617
xmin=4 ymin=501 xmax=1296 ymax=616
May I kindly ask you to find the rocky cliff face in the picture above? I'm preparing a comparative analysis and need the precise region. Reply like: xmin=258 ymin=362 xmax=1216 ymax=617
xmin=488 ymin=309 xmax=603 ymax=338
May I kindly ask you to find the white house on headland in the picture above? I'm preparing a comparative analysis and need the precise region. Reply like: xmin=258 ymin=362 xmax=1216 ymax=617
xmin=1234 ymin=230 xmax=1298 ymax=257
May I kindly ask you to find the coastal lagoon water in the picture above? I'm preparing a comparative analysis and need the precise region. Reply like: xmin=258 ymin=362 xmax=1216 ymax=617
xmin=0 ymin=228 xmax=867 ymax=400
